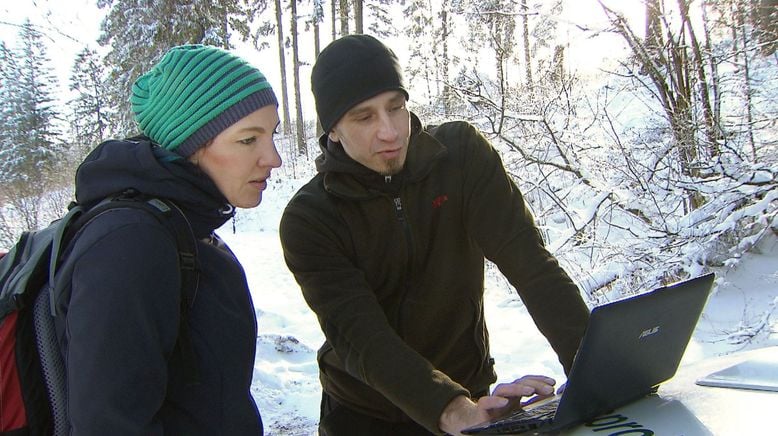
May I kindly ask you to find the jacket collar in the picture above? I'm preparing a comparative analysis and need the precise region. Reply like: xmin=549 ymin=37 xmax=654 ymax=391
xmin=315 ymin=112 xmax=447 ymax=199
xmin=75 ymin=137 xmax=234 ymax=238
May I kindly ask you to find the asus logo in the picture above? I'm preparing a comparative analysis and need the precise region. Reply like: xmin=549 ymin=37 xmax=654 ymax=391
xmin=639 ymin=326 xmax=660 ymax=339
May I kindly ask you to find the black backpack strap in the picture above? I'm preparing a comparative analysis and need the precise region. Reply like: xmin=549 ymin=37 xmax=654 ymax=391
xmin=149 ymin=198 xmax=200 ymax=385
xmin=54 ymin=190 xmax=201 ymax=385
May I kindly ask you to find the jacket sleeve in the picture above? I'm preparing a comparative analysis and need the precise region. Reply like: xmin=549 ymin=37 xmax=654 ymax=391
xmin=63 ymin=212 xmax=180 ymax=435
xmin=439 ymin=122 xmax=590 ymax=374
xmin=280 ymin=197 xmax=468 ymax=434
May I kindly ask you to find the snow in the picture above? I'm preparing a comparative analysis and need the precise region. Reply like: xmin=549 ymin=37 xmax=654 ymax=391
xmin=217 ymin=175 xmax=778 ymax=436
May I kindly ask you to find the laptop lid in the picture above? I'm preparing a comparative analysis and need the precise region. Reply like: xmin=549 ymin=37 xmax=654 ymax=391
xmin=548 ymin=272 xmax=715 ymax=431
xmin=463 ymin=273 xmax=715 ymax=435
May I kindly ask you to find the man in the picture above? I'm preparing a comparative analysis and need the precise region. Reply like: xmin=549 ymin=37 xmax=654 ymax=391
xmin=279 ymin=34 xmax=590 ymax=435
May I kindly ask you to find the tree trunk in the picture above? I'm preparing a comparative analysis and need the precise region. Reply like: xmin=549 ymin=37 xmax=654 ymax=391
xmin=274 ymin=0 xmax=292 ymax=137
xmin=354 ymin=0 xmax=363 ymax=34
xmin=290 ymin=0 xmax=307 ymax=157
xmin=314 ymin=7 xmax=323 ymax=137
xmin=331 ymin=0 xmax=337 ymax=39
xmin=736 ymin=0 xmax=757 ymax=160
xmin=440 ymin=0 xmax=452 ymax=114
xmin=521 ymin=0 xmax=533 ymax=89
xmin=340 ymin=0 xmax=350 ymax=35
xmin=701 ymin=1 xmax=722 ymax=142
xmin=495 ymin=27 xmax=506 ymax=135
xmin=678 ymin=0 xmax=719 ymax=156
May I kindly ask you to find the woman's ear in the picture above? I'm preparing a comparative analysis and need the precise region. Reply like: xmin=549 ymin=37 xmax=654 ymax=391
xmin=188 ymin=149 xmax=201 ymax=166
xmin=188 ymin=139 xmax=212 ymax=166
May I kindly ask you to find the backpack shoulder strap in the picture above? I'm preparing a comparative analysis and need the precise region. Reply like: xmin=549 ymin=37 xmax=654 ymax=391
xmin=51 ymin=190 xmax=201 ymax=383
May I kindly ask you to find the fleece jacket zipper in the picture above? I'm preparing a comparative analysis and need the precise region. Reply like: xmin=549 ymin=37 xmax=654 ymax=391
xmin=389 ymin=176 xmax=415 ymax=338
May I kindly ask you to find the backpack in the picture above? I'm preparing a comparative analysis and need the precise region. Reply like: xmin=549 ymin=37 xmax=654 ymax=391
xmin=0 ymin=190 xmax=199 ymax=436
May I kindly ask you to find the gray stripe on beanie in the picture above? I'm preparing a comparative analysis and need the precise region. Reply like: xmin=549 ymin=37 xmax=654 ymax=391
xmin=176 ymin=87 xmax=278 ymax=157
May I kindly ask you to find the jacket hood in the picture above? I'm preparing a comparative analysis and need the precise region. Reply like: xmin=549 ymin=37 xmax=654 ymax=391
xmin=313 ymin=112 xmax=446 ymax=198
xmin=75 ymin=137 xmax=233 ymax=237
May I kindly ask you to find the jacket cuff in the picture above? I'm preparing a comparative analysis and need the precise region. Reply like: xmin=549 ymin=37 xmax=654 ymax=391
xmin=414 ymin=373 xmax=470 ymax=434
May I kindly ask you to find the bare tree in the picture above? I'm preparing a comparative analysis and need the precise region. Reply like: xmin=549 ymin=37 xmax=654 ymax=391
xmin=339 ymin=0 xmax=350 ymax=35
xmin=520 ymin=0 xmax=533 ymax=89
xmin=274 ymin=0 xmax=293 ymax=136
xmin=354 ymin=0 xmax=364 ymax=33
xmin=331 ymin=0 xmax=337 ymax=39
xmin=290 ymin=0 xmax=307 ymax=157
xmin=599 ymin=0 xmax=721 ymax=211
xmin=313 ymin=0 xmax=325 ymax=137
xmin=439 ymin=0 xmax=453 ymax=114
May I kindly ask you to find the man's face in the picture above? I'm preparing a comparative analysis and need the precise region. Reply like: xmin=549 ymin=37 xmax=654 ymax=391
xmin=329 ymin=90 xmax=411 ymax=175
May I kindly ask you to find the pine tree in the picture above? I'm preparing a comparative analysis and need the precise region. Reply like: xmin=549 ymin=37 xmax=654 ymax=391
xmin=0 ymin=41 xmax=18 ymax=175
xmin=365 ymin=0 xmax=397 ymax=38
xmin=96 ymin=0 xmax=259 ymax=136
xmin=403 ymin=0 xmax=434 ymax=98
xmin=0 ymin=21 xmax=61 ymax=184
xmin=68 ymin=48 xmax=114 ymax=161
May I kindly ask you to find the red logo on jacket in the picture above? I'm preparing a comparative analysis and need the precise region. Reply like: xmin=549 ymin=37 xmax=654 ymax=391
xmin=432 ymin=195 xmax=449 ymax=209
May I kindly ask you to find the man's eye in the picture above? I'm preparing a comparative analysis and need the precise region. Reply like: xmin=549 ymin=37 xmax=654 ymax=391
xmin=238 ymin=137 xmax=257 ymax=145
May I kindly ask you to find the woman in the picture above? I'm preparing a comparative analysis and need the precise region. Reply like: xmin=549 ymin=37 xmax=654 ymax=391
xmin=53 ymin=44 xmax=280 ymax=434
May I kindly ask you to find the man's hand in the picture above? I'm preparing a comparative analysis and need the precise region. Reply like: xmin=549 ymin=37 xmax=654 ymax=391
xmin=438 ymin=375 xmax=556 ymax=435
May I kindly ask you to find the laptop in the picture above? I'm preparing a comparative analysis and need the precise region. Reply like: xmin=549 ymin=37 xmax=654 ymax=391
xmin=463 ymin=273 xmax=715 ymax=435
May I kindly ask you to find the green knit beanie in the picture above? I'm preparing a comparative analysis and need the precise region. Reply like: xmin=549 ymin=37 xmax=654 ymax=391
xmin=131 ymin=44 xmax=277 ymax=157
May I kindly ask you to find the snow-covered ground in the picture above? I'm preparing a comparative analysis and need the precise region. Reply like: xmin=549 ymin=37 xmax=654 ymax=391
xmin=218 ymin=177 xmax=778 ymax=436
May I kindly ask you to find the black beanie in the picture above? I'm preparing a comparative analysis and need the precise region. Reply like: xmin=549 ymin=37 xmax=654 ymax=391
xmin=311 ymin=34 xmax=409 ymax=133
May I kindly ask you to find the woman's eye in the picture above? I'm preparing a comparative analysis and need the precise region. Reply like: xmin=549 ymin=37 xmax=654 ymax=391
xmin=238 ymin=137 xmax=257 ymax=145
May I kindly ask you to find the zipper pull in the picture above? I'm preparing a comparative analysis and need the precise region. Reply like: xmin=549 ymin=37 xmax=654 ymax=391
xmin=393 ymin=197 xmax=404 ymax=220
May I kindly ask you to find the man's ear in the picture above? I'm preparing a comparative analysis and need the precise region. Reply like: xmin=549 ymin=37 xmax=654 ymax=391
xmin=328 ymin=129 xmax=340 ymax=143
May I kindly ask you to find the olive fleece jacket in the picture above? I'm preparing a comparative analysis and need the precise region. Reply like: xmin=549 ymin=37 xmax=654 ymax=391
xmin=279 ymin=114 xmax=589 ymax=433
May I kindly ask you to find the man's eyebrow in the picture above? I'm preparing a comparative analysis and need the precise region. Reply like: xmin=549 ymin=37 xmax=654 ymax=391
xmin=388 ymin=93 xmax=405 ymax=104
xmin=346 ymin=95 xmax=405 ymax=118
xmin=345 ymin=105 xmax=373 ymax=118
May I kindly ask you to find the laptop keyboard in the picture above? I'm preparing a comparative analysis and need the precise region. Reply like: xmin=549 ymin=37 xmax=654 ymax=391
xmin=487 ymin=398 xmax=559 ymax=432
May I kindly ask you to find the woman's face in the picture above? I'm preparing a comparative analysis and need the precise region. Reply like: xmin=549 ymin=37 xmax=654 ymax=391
xmin=190 ymin=105 xmax=282 ymax=208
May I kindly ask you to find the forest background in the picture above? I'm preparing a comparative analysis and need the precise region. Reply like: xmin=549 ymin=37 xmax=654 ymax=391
xmin=1 ymin=0 xmax=776 ymax=348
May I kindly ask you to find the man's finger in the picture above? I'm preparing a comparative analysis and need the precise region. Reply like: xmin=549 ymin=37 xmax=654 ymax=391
xmin=476 ymin=395 xmax=509 ymax=410
xmin=492 ymin=377 xmax=555 ymax=398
